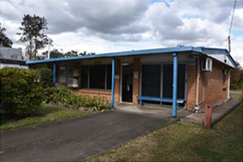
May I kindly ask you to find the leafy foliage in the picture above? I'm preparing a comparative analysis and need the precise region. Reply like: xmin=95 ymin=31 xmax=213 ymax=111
xmin=231 ymin=73 xmax=243 ymax=90
xmin=40 ymin=49 xmax=96 ymax=59
xmin=0 ymin=23 xmax=13 ymax=47
xmin=0 ymin=68 xmax=45 ymax=116
xmin=41 ymin=49 xmax=65 ymax=59
xmin=36 ymin=68 xmax=53 ymax=88
xmin=46 ymin=86 xmax=111 ymax=111
xmin=17 ymin=14 xmax=51 ymax=60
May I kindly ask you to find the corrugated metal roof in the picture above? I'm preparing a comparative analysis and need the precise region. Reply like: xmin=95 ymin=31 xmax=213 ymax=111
xmin=26 ymin=46 xmax=237 ymax=68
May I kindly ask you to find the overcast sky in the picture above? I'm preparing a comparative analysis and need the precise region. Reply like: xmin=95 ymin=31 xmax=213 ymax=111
xmin=0 ymin=0 xmax=242 ymax=65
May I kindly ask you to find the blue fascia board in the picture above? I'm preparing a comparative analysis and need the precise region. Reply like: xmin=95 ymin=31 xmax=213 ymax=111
xmin=27 ymin=46 xmax=199 ymax=65
xmin=26 ymin=46 xmax=237 ymax=68
xmin=201 ymin=47 xmax=237 ymax=68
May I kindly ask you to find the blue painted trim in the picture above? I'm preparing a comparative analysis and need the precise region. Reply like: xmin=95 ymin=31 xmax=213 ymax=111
xmin=26 ymin=46 xmax=237 ymax=69
xmin=26 ymin=46 xmax=202 ymax=65
xmin=137 ymin=96 xmax=185 ymax=103
xmin=111 ymin=57 xmax=115 ymax=109
xmin=202 ymin=48 xmax=237 ymax=68
xmin=172 ymin=52 xmax=178 ymax=118
xmin=53 ymin=63 xmax=56 ymax=87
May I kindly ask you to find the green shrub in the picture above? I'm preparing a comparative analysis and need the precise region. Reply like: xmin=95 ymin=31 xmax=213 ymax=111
xmin=46 ymin=86 xmax=111 ymax=111
xmin=36 ymin=68 xmax=53 ymax=88
xmin=0 ymin=68 xmax=45 ymax=116
xmin=231 ymin=74 xmax=243 ymax=90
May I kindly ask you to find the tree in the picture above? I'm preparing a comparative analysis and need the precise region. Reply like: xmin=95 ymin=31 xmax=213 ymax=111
xmin=79 ymin=51 xmax=95 ymax=56
xmin=65 ymin=50 xmax=78 ymax=57
xmin=17 ymin=14 xmax=51 ymax=60
xmin=41 ymin=49 xmax=65 ymax=59
xmin=0 ymin=23 xmax=13 ymax=47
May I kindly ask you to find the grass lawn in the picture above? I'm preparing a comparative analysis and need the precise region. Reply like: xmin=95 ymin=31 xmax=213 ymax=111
xmin=87 ymin=103 xmax=243 ymax=162
xmin=0 ymin=104 xmax=94 ymax=131
xmin=230 ymin=93 xmax=241 ymax=99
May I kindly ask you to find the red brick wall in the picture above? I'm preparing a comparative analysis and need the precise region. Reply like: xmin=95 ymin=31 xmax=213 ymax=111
xmin=132 ymin=58 xmax=140 ymax=104
xmin=186 ymin=60 xmax=229 ymax=111
xmin=202 ymin=60 xmax=228 ymax=108
xmin=115 ymin=59 xmax=121 ymax=104
xmin=187 ymin=64 xmax=197 ymax=111
xmin=76 ymin=89 xmax=111 ymax=101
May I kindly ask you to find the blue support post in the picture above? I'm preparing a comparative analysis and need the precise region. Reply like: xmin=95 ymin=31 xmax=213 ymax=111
xmin=111 ymin=57 xmax=115 ymax=109
xmin=53 ymin=62 xmax=56 ymax=87
xmin=172 ymin=53 xmax=178 ymax=118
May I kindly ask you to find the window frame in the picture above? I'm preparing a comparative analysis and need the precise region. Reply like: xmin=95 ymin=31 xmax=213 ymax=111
xmin=81 ymin=64 xmax=112 ymax=91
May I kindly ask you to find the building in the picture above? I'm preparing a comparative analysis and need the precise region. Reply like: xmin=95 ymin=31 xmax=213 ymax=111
xmin=0 ymin=47 xmax=27 ymax=68
xmin=27 ymin=46 xmax=237 ymax=117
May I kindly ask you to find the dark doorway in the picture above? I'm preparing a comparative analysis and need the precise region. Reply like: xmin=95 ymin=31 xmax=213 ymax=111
xmin=122 ymin=64 xmax=133 ymax=102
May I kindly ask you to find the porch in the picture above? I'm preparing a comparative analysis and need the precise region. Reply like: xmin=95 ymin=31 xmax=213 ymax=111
xmin=49 ymin=52 xmax=187 ymax=117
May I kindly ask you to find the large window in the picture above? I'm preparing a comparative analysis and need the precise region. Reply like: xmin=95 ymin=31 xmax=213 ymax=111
xmin=163 ymin=64 xmax=185 ymax=99
xmin=81 ymin=65 xmax=112 ymax=90
xmin=58 ymin=67 xmax=67 ymax=83
xmin=141 ymin=64 xmax=186 ymax=105
xmin=81 ymin=66 xmax=89 ymax=88
xmin=106 ymin=65 xmax=112 ymax=89
xmin=142 ymin=64 xmax=161 ymax=97
xmin=90 ymin=65 xmax=106 ymax=89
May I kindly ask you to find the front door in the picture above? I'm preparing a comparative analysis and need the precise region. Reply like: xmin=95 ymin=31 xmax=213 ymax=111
xmin=122 ymin=64 xmax=133 ymax=102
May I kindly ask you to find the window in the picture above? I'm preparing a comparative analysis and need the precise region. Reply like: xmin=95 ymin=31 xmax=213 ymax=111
xmin=81 ymin=65 xmax=112 ymax=90
xmin=90 ymin=65 xmax=105 ymax=89
xmin=81 ymin=66 xmax=89 ymax=88
xmin=67 ymin=67 xmax=74 ymax=79
xmin=106 ymin=65 xmax=112 ymax=89
xmin=58 ymin=67 xmax=66 ymax=83
xmin=142 ymin=64 xmax=161 ymax=97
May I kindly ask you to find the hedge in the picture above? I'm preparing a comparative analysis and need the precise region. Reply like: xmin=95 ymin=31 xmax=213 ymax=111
xmin=0 ymin=67 xmax=45 ymax=116
xmin=36 ymin=68 xmax=53 ymax=88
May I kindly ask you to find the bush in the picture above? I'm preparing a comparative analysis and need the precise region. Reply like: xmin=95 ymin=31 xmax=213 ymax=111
xmin=46 ymin=86 xmax=111 ymax=111
xmin=0 ymin=68 xmax=45 ymax=116
xmin=36 ymin=68 xmax=53 ymax=88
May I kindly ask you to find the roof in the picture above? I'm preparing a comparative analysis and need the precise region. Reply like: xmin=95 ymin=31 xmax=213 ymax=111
xmin=26 ymin=46 xmax=237 ymax=68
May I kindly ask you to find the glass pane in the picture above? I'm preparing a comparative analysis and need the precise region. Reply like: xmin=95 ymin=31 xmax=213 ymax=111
xmin=58 ymin=67 xmax=66 ymax=83
xmin=81 ymin=66 xmax=89 ymax=88
xmin=90 ymin=65 xmax=105 ymax=89
xmin=67 ymin=67 xmax=74 ymax=79
xmin=142 ymin=64 xmax=161 ymax=97
xmin=106 ymin=65 xmax=112 ymax=90
xmin=163 ymin=64 xmax=185 ymax=99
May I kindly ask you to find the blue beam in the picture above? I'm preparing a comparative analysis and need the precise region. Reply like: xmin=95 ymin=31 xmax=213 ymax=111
xmin=111 ymin=57 xmax=115 ymax=109
xmin=53 ymin=62 xmax=56 ymax=87
xmin=172 ymin=52 xmax=178 ymax=118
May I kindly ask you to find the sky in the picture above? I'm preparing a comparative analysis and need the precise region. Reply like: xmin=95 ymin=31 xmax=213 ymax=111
xmin=0 ymin=0 xmax=243 ymax=65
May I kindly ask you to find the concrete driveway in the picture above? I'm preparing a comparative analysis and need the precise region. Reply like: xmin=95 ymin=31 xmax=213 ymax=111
xmin=0 ymin=107 xmax=189 ymax=162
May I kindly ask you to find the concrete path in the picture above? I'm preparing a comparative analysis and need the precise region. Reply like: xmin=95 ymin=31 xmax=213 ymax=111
xmin=183 ymin=98 xmax=242 ymax=125
xmin=0 ymin=108 xmax=189 ymax=162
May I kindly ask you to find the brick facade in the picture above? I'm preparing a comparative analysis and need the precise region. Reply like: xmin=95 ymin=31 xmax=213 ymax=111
xmin=186 ymin=60 xmax=229 ymax=111
xmin=132 ymin=58 xmax=140 ymax=104
xmin=76 ymin=89 xmax=111 ymax=101
xmin=114 ymin=59 xmax=121 ymax=104
xmin=186 ymin=64 xmax=197 ymax=111
xmin=55 ymin=57 xmax=230 ymax=111
xmin=201 ymin=60 xmax=229 ymax=109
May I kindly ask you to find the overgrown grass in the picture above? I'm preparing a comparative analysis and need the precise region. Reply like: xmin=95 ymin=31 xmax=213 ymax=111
xmin=87 ymin=103 xmax=243 ymax=162
xmin=0 ymin=104 xmax=93 ymax=131
xmin=231 ymin=93 xmax=241 ymax=99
